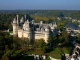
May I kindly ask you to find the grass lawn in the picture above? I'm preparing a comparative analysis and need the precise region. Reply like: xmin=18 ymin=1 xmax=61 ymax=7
xmin=48 ymin=47 xmax=71 ymax=59
xmin=62 ymin=47 xmax=71 ymax=54
xmin=25 ymin=47 xmax=71 ymax=59
xmin=48 ymin=48 xmax=61 ymax=59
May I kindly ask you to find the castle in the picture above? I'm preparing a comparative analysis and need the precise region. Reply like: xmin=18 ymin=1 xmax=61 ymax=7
xmin=12 ymin=14 xmax=57 ymax=43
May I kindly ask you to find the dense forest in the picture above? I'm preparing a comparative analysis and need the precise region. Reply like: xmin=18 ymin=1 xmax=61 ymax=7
xmin=0 ymin=10 xmax=80 ymax=30
xmin=0 ymin=10 xmax=80 ymax=18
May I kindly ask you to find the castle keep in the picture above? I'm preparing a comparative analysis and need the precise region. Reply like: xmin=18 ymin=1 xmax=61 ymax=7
xmin=12 ymin=14 xmax=57 ymax=43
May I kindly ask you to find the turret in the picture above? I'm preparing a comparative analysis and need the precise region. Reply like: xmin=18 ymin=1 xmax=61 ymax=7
xmin=12 ymin=18 xmax=18 ymax=36
xmin=23 ymin=20 xmax=32 ymax=40
xmin=16 ymin=15 xmax=19 ymax=25
xmin=24 ymin=14 xmax=26 ymax=21
xmin=20 ymin=16 xmax=24 ymax=24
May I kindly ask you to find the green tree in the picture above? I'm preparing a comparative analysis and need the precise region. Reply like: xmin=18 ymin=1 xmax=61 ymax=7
xmin=48 ymin=36 xmax=58 ymax=49
xmin=33 ymin=38 xmax=47 ymax=52
xmin=58 ymin=35 xmax=65 ymax=43
xmin=36 ymin=38 xmax=45 ymax=48
xmin=57 ymin=21 xmax=65 ymax=30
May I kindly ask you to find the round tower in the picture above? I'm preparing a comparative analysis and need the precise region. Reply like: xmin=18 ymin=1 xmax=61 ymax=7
xmin=23 ymin=20 xmax=32 ymax=41
xmin=45 ymin=27 xmax=49 ymax=43
xmin=16 ymin=15 xmax=19 ymax=25
xmin=26 ymin=20 xmax=32 ymax=40
xmin=12 ymin=18 xmax=18 ymax=36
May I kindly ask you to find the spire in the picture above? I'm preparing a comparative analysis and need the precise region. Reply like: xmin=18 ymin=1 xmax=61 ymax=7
xmin=13 ymin=18 xmax=17 ymax=24
xmin=27 ymin=19 xmax=29 ymax=23
xmin=20 ymin=16 xmax=24 ymax=23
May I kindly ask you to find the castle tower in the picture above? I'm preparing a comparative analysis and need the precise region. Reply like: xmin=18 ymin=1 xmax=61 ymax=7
xmin=16 ymin=15 xmax=19 ymax=25
xmin=24 ymin=14 xmax=26 ymax=21
xmin=26 ymin=20 xmax=32 ymax=40
xmin=45 ymin=27 xmax=49 ymax=43
xmin=12 ymin=18 xmax=18 ymax=36
xmin=23 ymin=19 xmax=32 ymax=42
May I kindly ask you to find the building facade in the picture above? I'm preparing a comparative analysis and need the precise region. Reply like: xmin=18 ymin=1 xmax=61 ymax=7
xmin=12 ymin=14 xmax=57 ymax=43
